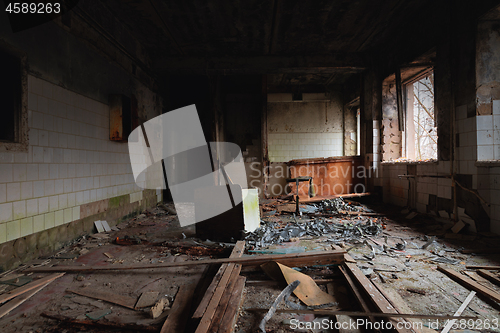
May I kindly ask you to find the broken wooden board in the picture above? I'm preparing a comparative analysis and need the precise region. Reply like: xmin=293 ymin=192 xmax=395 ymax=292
xmin=218 ymin=276 xmax=246 ymax=333
xmin=193 ymin=241 xmax=245 ymax=318
xmin=67 ymin=288 xmax=137 ymax=309
xmin=135 ymin=291 xmax=160 ymax=309
xmin=0 ymin=281 xmax=52 ymax=319
xmin=160 ymin=283 xmax=197 ymax=333
xmin=26 ymin=249 xmax=346 ymax=273
xmin=0 ymin=273 xmax=64 ymax=305
xmin=438 ymin=266 xmax=500 ymax=303
xmin=151 ymin=298 xmax=165 ymax=319
xmin=344 ymin=262 xmax=414 ymax=333
xmin=261 ymin=261 xmax=335 ymax=306
xmin=477 ymin=269 xmax=500 ymax=286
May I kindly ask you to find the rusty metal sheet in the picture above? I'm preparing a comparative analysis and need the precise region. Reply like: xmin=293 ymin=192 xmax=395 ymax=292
xmin=261 ymin=262 xmax=336 ymax=306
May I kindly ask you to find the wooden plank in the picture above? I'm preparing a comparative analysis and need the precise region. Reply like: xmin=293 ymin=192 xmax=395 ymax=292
xmin=0 ymin=281 xmax=51 ymax=319
xmin=477 ymin=269 xmax=500 ymax=286
xmin=195 ymin=263 xmax=242 ymax=333
xmin=465 ymin=265 xmax=500 ymax=270
xmin=208 ymin=264 xmax=242 ymax=333
xmin=344 ymin=262 xmax=414 ymax=333
xmin=244 ymin=309 xmax=475 ymax=320
xmin=0 ymin=273 xmax=64 ymax=305
xmin=26 ymin=249 xmax=345 ymax=273
xmin=67 ymin=288 xmax=137 ymax=309
xmin=160 ymin=283 xmax=197 ymax=333
xmin=193 ymin=241 xmax=245 ymax=318
xmin=441 ymin=291 xmax=476 ymax=333
xmin=438 ymin=266 xmax=500 ymax=303
xmin=219 ymin=276 xmax=246 ymax=333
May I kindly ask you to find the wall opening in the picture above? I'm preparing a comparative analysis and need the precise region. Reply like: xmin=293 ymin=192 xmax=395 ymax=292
xmin=403 ymin=71 xmax=437 ymax=161
xmin=0 ymin=46 xmax=22 ymax=143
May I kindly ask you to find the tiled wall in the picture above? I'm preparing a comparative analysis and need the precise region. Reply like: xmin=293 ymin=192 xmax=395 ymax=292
xmin=268 ymin=132 xmax=343 ymax=162
xmin=0 ymin=76 xmax=158 ymax=244
xmin=476 ymin=100 xmax=500 ymax=160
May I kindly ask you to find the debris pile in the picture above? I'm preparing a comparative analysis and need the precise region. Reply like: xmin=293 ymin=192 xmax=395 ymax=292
xmin=318 ymin=197 xmax=367 ymax=214
xmin=245 ymin=218 xmax=382 ymax=248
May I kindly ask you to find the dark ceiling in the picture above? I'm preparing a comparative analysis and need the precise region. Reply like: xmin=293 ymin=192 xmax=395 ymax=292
xmin=77 ymin=0 xmax=498 ymax=90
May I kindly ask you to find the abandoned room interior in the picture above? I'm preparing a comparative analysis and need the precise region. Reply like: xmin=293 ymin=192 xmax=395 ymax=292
xmin=2 ymin=0 xmax=500 ymax=332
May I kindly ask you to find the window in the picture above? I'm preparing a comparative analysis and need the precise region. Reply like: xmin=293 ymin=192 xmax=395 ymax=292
xmin=402 ymin=71 xmax=437 ymax=161
xmin=0 ymin=49 xmax=21 ymax=142
xmin=0 ymin=43 xmax=27 ymax=151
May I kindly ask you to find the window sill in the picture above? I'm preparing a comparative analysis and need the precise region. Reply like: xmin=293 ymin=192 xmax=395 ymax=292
xmin=381 ymin=160 xmax=438 ymax=165
xmin=475 ymin=160 xmax=500 ymax=167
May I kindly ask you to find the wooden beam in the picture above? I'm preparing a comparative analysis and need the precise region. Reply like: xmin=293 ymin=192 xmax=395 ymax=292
xmin=465 ymin=265 xmax=500 ymax=270
xmin=437 ymin=266 xmax=500 ymax=303
xmin=218 ymin=276 xmax=246 ymax=333
xmin=244 ymin=309 xmax=475 ymax=320
xmin=344 ymin=262 xmax=414 ymax=333
xmin=193 ymin=241 xmax=245 ymax=318
xmin=160 ymin=283 xmax=197 ymax=333
xmin=26 ymin=250 xmax=345 ymax=273
xmin=477 ymin=269 xmax=500 ymax=286
xmin=153 ymin=55 xmax=366 ymax=74
xmin=0 ymin=273 xmax=64 ymax=305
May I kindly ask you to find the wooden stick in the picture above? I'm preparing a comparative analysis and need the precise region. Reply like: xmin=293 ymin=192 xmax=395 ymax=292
xmin=440 ymin=291 xmax=476 ymax=333
xmin=219 ymin=276 xmax=246 ymax=333
xmin=25 ymin=250 xmax=345 ymax=273
xmin=0 ymin=273 xmax=64 ymax=305
xmin=193 ymin=241 xmax=245 ymax=318
xmin=477 ymin=269 xmax=500 ymax=286
xmin=0 ymin=281 xmax=51 ymax=319
xmin=41 ymin=312 xmax=158 ymax=331
xmin=244 ymin=309 xmax=476 ymax=320
xmin=465 ymin=265 xmax=500 ymax=270
xmin=161 ymin=283 xmax=197 ymax=333
xmin=437 ymin=266 xmax=500 ymax=303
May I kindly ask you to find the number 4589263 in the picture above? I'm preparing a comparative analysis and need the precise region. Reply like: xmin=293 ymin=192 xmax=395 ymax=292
xmin=6 ymin=3 xmax=61 ymax=14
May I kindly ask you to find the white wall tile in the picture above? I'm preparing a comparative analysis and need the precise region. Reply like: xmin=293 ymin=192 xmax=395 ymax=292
xmin=0 ymin=203 xmax=13 ymax=222
xmin=6 ymin=220 xmax=20 ymax=241
xmin=0 ymin=164 xmax=13 ymax=183
xmin=20 ymin=217 xmax=33 ymax=237
xmin=478 ymin=145 xmax=494 ymax=160
xmin=477 ymin=115 xmax=493 ymax=131
xmin=26 ymin=199 xmax=38 ymax=217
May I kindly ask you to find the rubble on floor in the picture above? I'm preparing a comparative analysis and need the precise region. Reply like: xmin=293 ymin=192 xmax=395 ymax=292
xmin=0 ymin=199 xmax=500 ymax=333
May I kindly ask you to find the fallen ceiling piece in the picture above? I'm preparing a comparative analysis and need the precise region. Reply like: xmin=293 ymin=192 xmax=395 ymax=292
xmin=261 ymin=261 xmax=336 ymax=307
xmin=259 ymin=280 xmax=301 ymax=333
